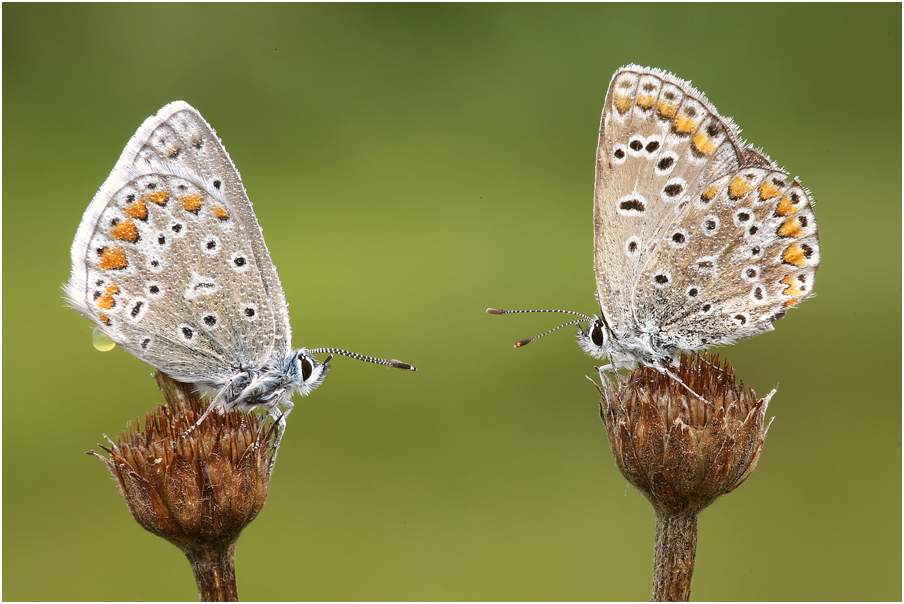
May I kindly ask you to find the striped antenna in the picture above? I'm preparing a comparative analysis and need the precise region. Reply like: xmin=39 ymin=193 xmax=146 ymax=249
xmin=307 ymin=348 xmax=417 ymax=371
xmin=486 ymin=308 xmax=595 ymax=348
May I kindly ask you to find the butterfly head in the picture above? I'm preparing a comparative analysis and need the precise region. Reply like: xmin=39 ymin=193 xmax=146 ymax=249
xmin=291 ymin=349 xmax=331 ymax=396
xmin=576 ymin=318 xmax=611 ymax=360
xmin=487 ymin=307 xmax=616 ymax=359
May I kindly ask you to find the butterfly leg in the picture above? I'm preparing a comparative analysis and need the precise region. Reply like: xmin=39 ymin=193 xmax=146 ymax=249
xmin=265 ymin=396 xmax=294 ymax=473
xmin=595 ymin=362 xmax=617 ymax=382
xmin=686 ymin=351 xmax=732 ymax=378
xmin=181 ymin=388 xmax=230 ymax=438
xmin=595 ymin=363 xmax=621 ymax=408
xmin=651 ymin=363 xmax=715 ymax=407
xmin=596 ymin=359 xmax=715 ymax=408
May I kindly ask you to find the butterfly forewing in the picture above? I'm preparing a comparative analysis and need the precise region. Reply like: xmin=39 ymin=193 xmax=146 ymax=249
xmin=67 ymin=102 xmax=292 ymax=381
xmin=124 ymin=103 xmax=292 ymax=351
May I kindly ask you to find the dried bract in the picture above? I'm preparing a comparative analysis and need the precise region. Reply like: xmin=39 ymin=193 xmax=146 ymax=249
xmin=597 ymin=353 xmax=773 ymax=515
xmin=88 ymin=373 xmax=280 ymax=601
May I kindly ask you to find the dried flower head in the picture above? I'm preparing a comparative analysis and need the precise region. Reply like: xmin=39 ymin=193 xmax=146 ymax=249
xmin=88 ymin=372 xmax=280 ymax=601
xmin=597 ymin=352 xmax=774 ymax=515
xmin=595 ymin=353 xmax=774 ymax=600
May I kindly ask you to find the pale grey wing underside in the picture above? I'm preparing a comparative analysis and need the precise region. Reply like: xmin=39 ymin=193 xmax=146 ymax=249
xmin=635 ymin=161 xmax=819 ymax=349
xmin=116 ymin=102 xmax=291 ymax=352
xmin=593 ymin=66 xmax=819 ymax=348
xmin=65 ymin=163 xmax=284 ymax=382
xmin=66 ymin=102 xmax=292 ymax=380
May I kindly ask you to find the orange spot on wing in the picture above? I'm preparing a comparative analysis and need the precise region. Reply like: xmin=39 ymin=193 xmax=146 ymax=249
xmin=692 ymin=131 xmax=717 ymax=155
xmin=97 ymin=293 xmax=115 ymax=310
xmin=777 ymin=217 xmax=804 ymax=238
xmin=98 ymin=247 xmax=128 ymax=270
xmin=212 ymin=205 xmax=230 ymax=220
xmin=146 ymin=191 xmax=169 ymax=206
xmin=758 ymin=181 xmax=782 ymax=200
xmin=657 ymin=100 xmax=678 ymax=119
xmin=181 ymin=193 xmax=202 ymax=213
xmin=674 ymin=114 xmax=698 ymax=134
xmin=700 ymin=185 xmax=719 ymax=202
xmin=125 ymin=199 xmax=148 ymax=220
xmin=780 ymin=274 xmax=804 ymax=296
xmin=775 ymin=194 xmax=798 ymax=216
xmin=98 ymin=313 xmax=111 ymax=326
xmin=782 ymin=244 xmax=807 ymax=267
xmin=636 ymin=94 xmax=655 ymax=109
xmin=729 ymin=176 xmax=752 ymax=200
xmin=105 ymin=283 xmax=119 ymax=295
xmin=784 ymin=297 xmax=800 ymax=308
xmin=613 ymin=95 xmax=632 ymax=114
xmin=110 ymin=219 xmax=138 ymax=242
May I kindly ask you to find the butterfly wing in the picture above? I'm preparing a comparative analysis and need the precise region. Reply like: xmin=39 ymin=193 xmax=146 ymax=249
xmin=637 ymin=158 xmax=820 ymax=349
xmin=594 ymin=66 xmax=819 ymax=351
xmin=594 ymin=65 xmax=742 ymax=338
xmin=66 ymin=102 xmax=293 ymax=383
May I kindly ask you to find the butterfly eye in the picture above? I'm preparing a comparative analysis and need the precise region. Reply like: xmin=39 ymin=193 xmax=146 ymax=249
xmin=591 ymin=322 xmax=605 ymax=347
xmin=298 ymin=356 xmax=314 ymax=382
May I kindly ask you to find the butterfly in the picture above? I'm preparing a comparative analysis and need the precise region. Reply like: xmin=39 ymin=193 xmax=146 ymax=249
xmin=489 ymin=65 xmax=820 ymax=396
xmin=66 ymin=101 xmax=415 ymax=437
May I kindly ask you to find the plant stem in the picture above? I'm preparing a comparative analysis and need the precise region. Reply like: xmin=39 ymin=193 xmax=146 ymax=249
xmin=184 ymin=542 xmax=239 ymax=602
xmin=652 ymin=509 xmax=698 ymax=601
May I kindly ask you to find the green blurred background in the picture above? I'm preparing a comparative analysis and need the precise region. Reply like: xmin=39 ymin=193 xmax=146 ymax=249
xmin=4 ymin=4 xmax=900 ymax=601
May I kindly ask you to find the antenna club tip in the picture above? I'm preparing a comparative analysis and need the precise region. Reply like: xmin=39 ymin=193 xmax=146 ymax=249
xmin=390 ymin=360 xmax=417 ymax=371
xmin=486 ymin=308 xmax=506 ymax=315
xmin=514 ymin=339 xmax=530 ymax=348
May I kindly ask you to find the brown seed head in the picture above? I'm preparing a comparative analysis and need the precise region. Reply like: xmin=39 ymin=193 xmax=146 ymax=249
xmin=87 ymin=372 xmax=279 ymax=554
xmin=597 ymin=352 xmax=773 ymax=515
